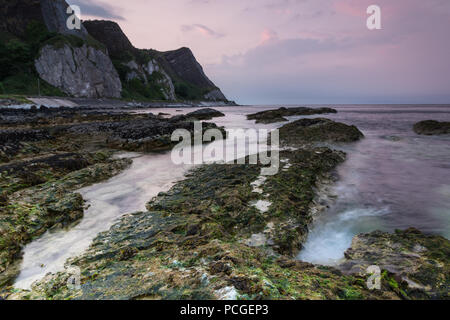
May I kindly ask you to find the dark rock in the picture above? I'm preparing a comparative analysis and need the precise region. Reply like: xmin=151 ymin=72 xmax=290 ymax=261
xmin=228 ymin=276 xmax=256 ymax=294
xmin=186 ymin=224 xmax=200 ymax=236
xmin=0 ymin=0 xmax=88 ymax=38
xmin=83 ymin=20 xmax=134 ymax=58
xmin=339 ymin=228 xmax=450 ymax=299
xmin=82 ymin=20 xmax=227 ymax=102
xmin=0 ymin=192 xmax=8 ymax=206
xmin=413 ymin=120 xmax=450 ymax=135
xmin=162 ymin=48 xmax=227 ymax=101
xmin=186 ymin=108 xmax=225 ymax=120
xmin=247 ymin=107 xmax=337 ymax=124
xmin=209 ymin=261 xmax=232 ymax=275
xmin=279 ymin=118 xmax=364 ymax=145
xmin=118 ymin=247 xmax=138 ymax=261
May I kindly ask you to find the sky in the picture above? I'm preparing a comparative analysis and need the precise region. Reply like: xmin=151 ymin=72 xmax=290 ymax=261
xmin=68 ymin=0 xmax=450 ymax=105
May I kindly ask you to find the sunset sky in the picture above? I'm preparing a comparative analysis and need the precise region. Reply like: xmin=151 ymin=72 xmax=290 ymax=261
xmin=68 ymin=0 xmax=450 ymax=104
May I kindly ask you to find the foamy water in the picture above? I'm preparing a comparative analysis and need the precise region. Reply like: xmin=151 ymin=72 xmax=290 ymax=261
xmin=14 ymin=153 xmax=191 ymax=289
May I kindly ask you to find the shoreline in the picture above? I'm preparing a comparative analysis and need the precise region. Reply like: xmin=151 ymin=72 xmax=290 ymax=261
xmin=0 ymin=106 xmax=448 ymax=300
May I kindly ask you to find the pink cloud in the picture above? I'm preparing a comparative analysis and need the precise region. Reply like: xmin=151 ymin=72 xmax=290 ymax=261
xmin=259 ymin=29 xmax=278 ymax=45
xmin=333 ymin=0 xmax=366 ymax=17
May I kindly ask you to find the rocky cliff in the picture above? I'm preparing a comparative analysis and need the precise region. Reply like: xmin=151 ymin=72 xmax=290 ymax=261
xmin=0 ymin=0 xmax=88 ymax=37
xmin=1 ymin=1 xmax=228 ymax=101
xmin=83 ymin=20 xmax=228 ymax=102
xmin=35 ymin=43 xmax=122 ymax=98
xmin=0 ymin=0 xmax=121 ymax=98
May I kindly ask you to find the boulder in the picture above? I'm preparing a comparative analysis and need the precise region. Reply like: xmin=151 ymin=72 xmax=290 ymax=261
xmin=279 ymin=118 xmax=364 ymax=145
xmin=186 ymin=108 xmax=225 ymax=120
xmin=413 ymin=120 xmax=450 ymax=135
xmin=247 ymin=107 xmax=337 ymax=124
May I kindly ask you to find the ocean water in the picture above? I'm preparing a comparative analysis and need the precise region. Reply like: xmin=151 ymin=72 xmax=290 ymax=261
xmin=297 ymin=105 xmax=450 ymax=264
xmin=14 ymin=104 xmax=450 ymax=288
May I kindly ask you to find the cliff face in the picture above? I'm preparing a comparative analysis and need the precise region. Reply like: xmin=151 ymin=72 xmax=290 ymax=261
xmin=1 ymin=1 xmax=227 ymax=101
xmin=0 ymin=0 xmax=88 ymax=37
xmin=35 ymin=44 xmax=122 ymax=98
xmin=0 ymin=0 xmax=121 ymax=98
xmin=83 ymin=20 xmax=228 ymax=102
xmin=82 ymin=20 xmax=133 ymax=58
xmin=162 ymin=48 xmax=214 ymax=88
xmin=0 ymin=0 xmax=43 ymax=36
xmin=39 ymin=0 xmax=89 ymax=38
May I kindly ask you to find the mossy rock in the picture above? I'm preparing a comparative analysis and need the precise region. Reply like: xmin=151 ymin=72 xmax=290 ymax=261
xmin=247 ymin=107 xmax=337 ymax=124
xmin=279 ymin=118 xmax=364 ymax=145
xmin=413 ymin=120 xmax=450 ymax=136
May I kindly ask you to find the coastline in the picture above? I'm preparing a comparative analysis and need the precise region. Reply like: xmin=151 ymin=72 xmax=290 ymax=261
xmin=0 ymin=105 xmax=449 ymax=300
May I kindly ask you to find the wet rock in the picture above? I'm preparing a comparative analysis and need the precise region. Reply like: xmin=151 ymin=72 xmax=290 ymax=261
xmin=0 ymin=157 xmax=131 ymax=287
xmin=209 ymin=261 xmax=232 ymax=275
xmin=247 ymin=107 xmax=337 ymax=124
xmin=339 ymin=228 xmax=450 ymax=299
xmin=228 ymin=276 xmax=257 ymax=294
xmin=118 ymin=247 xmax=139 ymax=261
xmin=413 ymin=120 xmax=450 ymax=135
xmin=0 ymin=192 xmax=8 ymax=206
xmin=186 ymin=224 xmax=200 ymax=236
xmin=279 ymin=118 xmax=364 ymax=145
xmin=186 ymin=108 xmax=225 ymax=120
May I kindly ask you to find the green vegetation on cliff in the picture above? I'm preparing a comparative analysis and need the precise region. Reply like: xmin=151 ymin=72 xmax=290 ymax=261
xmin=0 ymin=21 xmax=106 ymax=97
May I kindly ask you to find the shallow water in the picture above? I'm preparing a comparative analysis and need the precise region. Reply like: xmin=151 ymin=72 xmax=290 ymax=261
xmin=14 ymin=108 xmax=276 ymax=289
xmin=14 ymin=153 xmax=191 ymax=289
xmin=14 ymin=104 xmax=450 ymax=287
xmin=298 ymin=105 xmax=450 ymax=264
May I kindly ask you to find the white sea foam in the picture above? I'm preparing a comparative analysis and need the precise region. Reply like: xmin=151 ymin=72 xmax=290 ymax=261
xmin=298 ymin=207 xmax=390 ymax=265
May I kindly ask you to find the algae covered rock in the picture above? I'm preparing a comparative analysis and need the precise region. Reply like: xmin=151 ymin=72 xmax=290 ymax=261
xmin=185 ymin=108 xmax=225 ymax=120
xmin=0 ymin=157 xmax=132 ymax=287
xmin=4 ymin=149 xmax=351 ymax=300
xmin=340 ymin=228 xmax=450 ymax=299
xmin=247 ymin=107 xmax=337 ymax=124
xmin=279 ymin=118 xmax=364 ymax=145
xmin=413 ymin=120 xmax=450 ymax=135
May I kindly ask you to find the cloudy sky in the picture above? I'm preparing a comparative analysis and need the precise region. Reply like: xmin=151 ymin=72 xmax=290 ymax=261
xmin=68 ymin=0 xmax=450 ymax=104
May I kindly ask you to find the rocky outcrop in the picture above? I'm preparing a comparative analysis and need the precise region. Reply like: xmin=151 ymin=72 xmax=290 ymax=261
xmin=248 ymin=107 xmax=337 ymax=124
xmin=122 ymin=59 xmax=176 ymax=100
xmin=83 ymin=20 xmax=133 ymax=58
xmin=83 ymin=20 xmax=228 ymax=102
xmin=279 ymin=118 xmax=364 ymax=145
xmin=39 ymin=0 xmax=88 ymax=38
xmin=185 ymin=108 xmax=225 ymax=120
xmin=1 ymin=0 xmax=122 ymax=98
xmin=162 ymin=48 xmax=227 ymax=101
xmin=1 ymin=2 xmax=227 ymax=101
xmin=413 ymin=120 xmax=450 ymax=136
xmin=204 ymin=89 xmax=227 ymax=102
xmin=35 ymin=44 xmax=122 ymax=98
xmin=340 ymin=228 xmax=449 ymax=299
xmin=0 ymin=0 xmax=88 ymax=38
xmin=163 ymin=47 xmax=214 ymax=89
